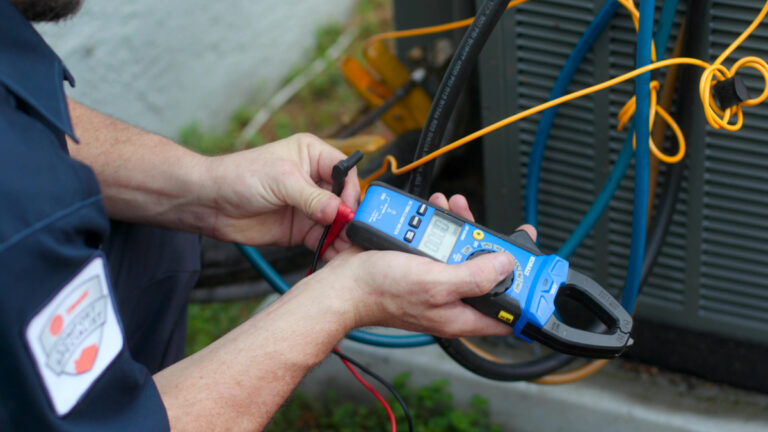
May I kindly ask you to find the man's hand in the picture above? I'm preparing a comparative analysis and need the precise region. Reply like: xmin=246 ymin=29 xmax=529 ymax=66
xmin=203 ymin=133 xmax=359 ymax=253
xmin=303 ymin=192 xmax=538 ymax=338
xmin=67 ymin=102 xmax=358 ymax=254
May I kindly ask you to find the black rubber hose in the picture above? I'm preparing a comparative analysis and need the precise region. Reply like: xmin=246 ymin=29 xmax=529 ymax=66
xmin=406 ymin=0 xmax=509 ymax=198
xmin=435 ymin=337 xmax=574 ymax=381
xmin=640 ymin=153 xmax=684 ymax=286
xmin=641 ymin=0 xmax=701 ymax=286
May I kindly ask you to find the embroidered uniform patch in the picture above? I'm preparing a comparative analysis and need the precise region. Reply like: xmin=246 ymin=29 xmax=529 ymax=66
xmin=25 ymin=256 xmax=123 ymax=416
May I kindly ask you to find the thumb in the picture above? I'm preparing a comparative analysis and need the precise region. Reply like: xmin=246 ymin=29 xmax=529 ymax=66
xmin=450 ymin=252 xmax=517 ymax=299
xmin=283 ymin=175 xmax=340 ymax=225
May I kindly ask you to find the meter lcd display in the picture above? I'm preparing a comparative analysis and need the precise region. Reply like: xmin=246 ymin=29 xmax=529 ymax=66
xmin=416 ymin=213 xmax=462 ymax=262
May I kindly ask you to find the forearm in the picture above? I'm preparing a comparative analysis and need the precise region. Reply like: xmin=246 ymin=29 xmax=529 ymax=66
xmin=66 ymin=99 xmax=215 ymax=234
xmin=153 ymin=275 xmax=355 ymax=431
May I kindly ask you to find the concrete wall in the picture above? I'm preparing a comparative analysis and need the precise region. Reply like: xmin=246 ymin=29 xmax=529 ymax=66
xmin=36 ymin=0 xmax=356 ymax=138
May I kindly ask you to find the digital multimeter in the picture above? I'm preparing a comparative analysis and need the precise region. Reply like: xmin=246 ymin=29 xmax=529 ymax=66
xmin=347 ymin=182 xmax=633 ymax=358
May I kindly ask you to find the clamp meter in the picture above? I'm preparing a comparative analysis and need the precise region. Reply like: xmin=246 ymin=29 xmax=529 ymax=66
xmin=347 ymin=182 xmax=633 ymax=358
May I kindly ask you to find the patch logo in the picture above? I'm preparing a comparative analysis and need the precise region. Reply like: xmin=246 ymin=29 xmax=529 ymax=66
xmin=26 ymin=256 xmax=123 ymax=416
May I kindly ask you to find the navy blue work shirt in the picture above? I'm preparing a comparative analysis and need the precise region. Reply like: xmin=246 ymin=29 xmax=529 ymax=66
xmin=0 ymin=1 xmax=169 ymax=430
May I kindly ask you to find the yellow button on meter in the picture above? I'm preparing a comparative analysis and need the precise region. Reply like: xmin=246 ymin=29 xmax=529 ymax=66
xmin=472 ymin=230 xmax=484 ymax=241
xmin=497 ymin=310 xmax=515 ymax=324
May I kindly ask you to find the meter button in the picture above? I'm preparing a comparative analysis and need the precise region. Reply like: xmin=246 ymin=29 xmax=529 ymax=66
xmin=409 ymin=215 xmax=421 ymax=228
xmin=472 ymin=230 xmax=484 ymax=241
xmin=404 ymin=230 xmax=415 ymax=243
xmin=417 ymin=203 xmax=428 ymax=216
xmin=461 ymin=245 xmax=473 ymax=255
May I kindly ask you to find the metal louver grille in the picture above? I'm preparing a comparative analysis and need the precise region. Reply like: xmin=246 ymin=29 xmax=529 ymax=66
xmin=516 ymin=0 xmax=601 ymax=280
xmin=699 ymin=0 xmax=768 ymax=332
xmin=480 ymin=0 xmax=768 ymax=344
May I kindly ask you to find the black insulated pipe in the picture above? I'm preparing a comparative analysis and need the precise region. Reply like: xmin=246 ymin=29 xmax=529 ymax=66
xmin=406 ymin=0 xmax=509 ymax=198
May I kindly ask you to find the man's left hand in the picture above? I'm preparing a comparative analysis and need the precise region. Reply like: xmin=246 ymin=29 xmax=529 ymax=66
xmin=203 ymin=133 xmax=360 ymax=255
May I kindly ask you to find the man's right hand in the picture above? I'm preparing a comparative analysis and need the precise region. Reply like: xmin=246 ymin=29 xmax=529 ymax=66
xmin=307 ymin=247 xmax=517 ymax=338
xmin=300 ymin=192 xmax=537 ymax=339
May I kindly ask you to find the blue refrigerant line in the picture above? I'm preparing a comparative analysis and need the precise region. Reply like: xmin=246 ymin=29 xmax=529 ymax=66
xmin=526 ymin=0 xmax=679 ymax=235
xmin=557 ymin=131 xmax=633 ymax=259
xmin=622 ymin=0 xmax=654 ymax=313
xmin=556 ymin=0 xmax=680 ymax=261
xmin=525 ymin=0 xmax=621 ymax=230
xmin=236 ymin=244 xmax=436 ymax=348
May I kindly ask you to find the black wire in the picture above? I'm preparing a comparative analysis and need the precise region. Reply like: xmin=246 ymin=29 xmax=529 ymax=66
xmin=332 ymin=348 xmax=414 ymax=432
xmin=311 ymin=225 xmax=414 ymax=429
xmin=337 ymin=79 xmax=417 ymax=139
xmin=311 ymin=225 xmax=331 ymax=273
xmin=312 ymin=226 xmax=415 ymax=429
xmin=406 ymin=0 xmax=509 ymax=198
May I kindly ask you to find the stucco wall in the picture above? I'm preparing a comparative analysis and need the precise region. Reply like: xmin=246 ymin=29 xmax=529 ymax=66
xmin=36 ymin=0 xmax=356 ymax=138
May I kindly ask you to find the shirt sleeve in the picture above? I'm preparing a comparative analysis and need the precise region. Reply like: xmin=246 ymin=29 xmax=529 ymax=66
xmin=0 ymin=90 xmax=169 ymax=432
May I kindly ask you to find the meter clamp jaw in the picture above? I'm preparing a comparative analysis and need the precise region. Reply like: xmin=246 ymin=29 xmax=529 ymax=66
xmin=348 ymin=182 xmax=633 ymax=358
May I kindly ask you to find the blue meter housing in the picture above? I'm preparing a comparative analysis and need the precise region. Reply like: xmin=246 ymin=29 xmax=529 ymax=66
xmin=348 ymin=182 xmax=633 ymax=358
xmin=349 ymin=182 xmax=570 ymax=341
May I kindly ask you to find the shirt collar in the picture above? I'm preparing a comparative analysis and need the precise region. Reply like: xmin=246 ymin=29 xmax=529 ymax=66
xmin=0 ymin=0 xmax=77 ymax=140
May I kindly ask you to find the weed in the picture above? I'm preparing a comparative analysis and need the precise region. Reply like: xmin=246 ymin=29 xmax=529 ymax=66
xmin=267 ymin=373 xmax=503 ymax=431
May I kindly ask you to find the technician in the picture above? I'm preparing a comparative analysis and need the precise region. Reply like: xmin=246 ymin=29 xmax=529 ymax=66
xmin=0 ymin=0 xmax=534 ymax=430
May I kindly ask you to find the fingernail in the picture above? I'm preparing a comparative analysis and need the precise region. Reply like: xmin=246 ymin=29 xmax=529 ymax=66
xmin=492 ymin=253 xmax=514 ymax=277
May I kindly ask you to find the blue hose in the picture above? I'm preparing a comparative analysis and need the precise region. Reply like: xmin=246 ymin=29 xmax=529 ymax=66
xmin=622 ymin=0 xmax=654 ymax=313
xmin=655 ymin=0 xmax=679 ymax=55
xmin=236 ymin=244 xmax=436 ymax=348
xmin=557 ymin=0 xmax=680 ymax=261
xmin=525 ymin=0 xmax=620 ymax=230
xmin=527 ymin=0 xmax=679 ymax=233
xmin=557 ymin=131 xmax=634 ymax=258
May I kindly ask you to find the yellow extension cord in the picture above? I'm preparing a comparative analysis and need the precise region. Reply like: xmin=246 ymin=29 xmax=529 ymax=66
xmin=359 ymin=0 xmax=768 ymax=193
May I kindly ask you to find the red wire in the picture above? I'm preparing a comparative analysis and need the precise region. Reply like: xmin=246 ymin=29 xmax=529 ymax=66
xmin=320 ymin=203 xmax=355 ymax=256
xmin=334 ymin=347 xmax=397 ymax=432
xmin=305 ymin=202 xmax=355 ymax=277
xmin=307 ymin=204 xmax=397 ymax=432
